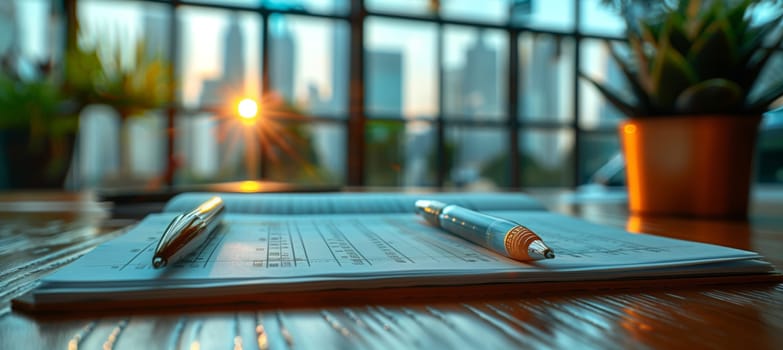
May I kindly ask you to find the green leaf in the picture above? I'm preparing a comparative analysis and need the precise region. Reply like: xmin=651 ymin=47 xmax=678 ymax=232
xmin=579 ymin=72 xmax=644 ymax=117
xmin=727 ymin=0 xmax=753 ymax=40
xmin=639 ymin=21 xmax=660 ymax=48
xmin=650 ymin=39 xmax=698 ymax=111
xmin=606 ymin=41 xmax=653 ymax=112
xmin=687 ymin=18 xmax=737 ymax=80
xmin=665 ymin=12 xmax=693 ymax=57
xmin=675 ymin=78 xmax=743 ymax=114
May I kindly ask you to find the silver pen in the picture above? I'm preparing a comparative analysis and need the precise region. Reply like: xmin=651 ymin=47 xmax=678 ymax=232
xmin=415 ymin=199 xmax=554 ymax=261
xmin=152 ymin=196 xmax=225 ymax=268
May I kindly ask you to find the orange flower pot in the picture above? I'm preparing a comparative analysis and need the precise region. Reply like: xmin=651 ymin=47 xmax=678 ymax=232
xmin=619 ymin=115 xmax=762 ymax=218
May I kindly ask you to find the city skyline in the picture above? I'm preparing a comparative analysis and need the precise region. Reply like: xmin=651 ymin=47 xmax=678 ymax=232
xmin=1 ymin=0 xmax=690 ymax=188
xmin=73 ymin=0 xmax=627 ymax=120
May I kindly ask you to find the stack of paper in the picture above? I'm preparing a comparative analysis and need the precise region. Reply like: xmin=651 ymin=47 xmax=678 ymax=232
xmin=14 ymin=192 xmax=776 ymax=312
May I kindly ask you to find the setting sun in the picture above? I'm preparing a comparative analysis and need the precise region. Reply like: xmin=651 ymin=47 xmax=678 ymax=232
xmin=237 ymin=98 xmax=258 ymax=119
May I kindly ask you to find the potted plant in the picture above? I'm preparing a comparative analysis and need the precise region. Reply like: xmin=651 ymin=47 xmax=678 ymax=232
xmin=1 ymin=42 xmax=170 ymax=189
xmin=0 ymin=58 xmax=82 ymax=188
xmin=582 ymin=0 xmax=783 ymax=218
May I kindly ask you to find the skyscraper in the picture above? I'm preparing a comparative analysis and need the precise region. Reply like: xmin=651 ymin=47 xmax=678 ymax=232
xmin=270 ymin=19 xmax=295 ymax=103
xmin=329 ymin=22 xmax=349 ymax=116
xmin=522 ymin=35 xmax=561 ymax=119
xmin=519 ymin=35 xmax=569 ymax=171
xmin=223 ymin=14 xmax=244 ymax=90
xmin=309 ymin=23 xmax=350 ymax=182
xmin=366 ymin=50 xmax=403 ymax=115
xmin=199 ymin=13 xmax=246 ymax=106
xmin=461 ymin=32 xmax=500 ymax=116
xmin=452 ymin=31 xmax=503 ymax=187
xmin=192 ymin=13 xmax=248 ymax=179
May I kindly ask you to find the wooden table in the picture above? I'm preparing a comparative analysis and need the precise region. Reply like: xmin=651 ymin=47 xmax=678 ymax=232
xmin=1 ymin=188 xmax=782 ymax=349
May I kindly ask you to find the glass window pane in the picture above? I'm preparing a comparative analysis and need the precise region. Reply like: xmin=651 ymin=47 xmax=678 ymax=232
xmin=186 ymin=0 xmax=260 ymax=7
xmin=183 ymin=0 xmax=349 ymax=13
xmin=263 ymin=121 xmax=346 ymax=185
xmin=446 ymin=126 xmax=509 ymax=189
xmin=750 ymin=51 xmax=783 ymax=108
xmin=366 ymin=0 xmax=433 ymax=16
xmin=269 ymin=14 xmax=349 ymax=118
xmin=510 ymin=0 xmax=574 ymax=31
xmin=365 ymin=120 xmax=437 ymax=186
xmin=3 ymin=0 xmax=59 ymax=65
xmin=443 ymin=26 xmax=507 ymax=121
xmin=266 ymin=0 xmax=350 ymax=14
xmin=76 ymin=1 xmax=172 ymax=189
xmin=365 ymin=17 xmax=438 ymax=119
xmin=519 ymin=33 xmax=574 ymax=123
xmin=179 ymin=7 xmax=261 ymax=111
xmin=175 ymin=112 xmax=234 ymax=183
xmin=79 ymin=0 xmax=173 ymax=77
xmin=759 ymin=109 xmax=783 ymax=184
xmin=519 ymin=129 xmax=574 ymax=186
xmin=441 ymin=0 xmax=509 ymax=24
xmin=78 ymin=108 xmax=169 ymax=189
xmin=175 ymin=114 xmax=345 ymax=185
xmin=77 ymin=106 xmax=122 ymax=187
xmin=579 ymin=132 xmax=622 ymax=186
xmin=580 ymin=0 xmax=625 ymax=37
xmin=579 ymin=39 xmax=628 ymax=129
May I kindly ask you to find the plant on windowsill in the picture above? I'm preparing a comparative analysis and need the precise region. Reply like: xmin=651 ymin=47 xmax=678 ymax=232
xmin=581 ymin=0 xmax=783 ymax=218
xmin=0 ymin=57 xmax=81 ymax=189
xmin=83 ymin=41 xmax=172 ymax=182
xmin=0 ymin=42 xmax=171 ymax=189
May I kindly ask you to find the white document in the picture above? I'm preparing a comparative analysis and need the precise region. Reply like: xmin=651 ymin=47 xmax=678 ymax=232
xmin=21 ymin=192 xmax=775 ymax=307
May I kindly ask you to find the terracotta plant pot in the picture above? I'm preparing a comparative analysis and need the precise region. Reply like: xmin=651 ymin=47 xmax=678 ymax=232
xmin=619 ymin=115 xmax=762 ymax=218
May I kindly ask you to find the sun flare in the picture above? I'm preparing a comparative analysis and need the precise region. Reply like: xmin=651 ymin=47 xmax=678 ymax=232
xmin=237 ymin=98 xmax=258 ymax=119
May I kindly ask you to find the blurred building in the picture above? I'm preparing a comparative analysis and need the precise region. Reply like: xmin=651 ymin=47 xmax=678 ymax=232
xmin=366 ymin=50 xmax=403 ymax=115
xmin=199 ymin=13 xmax=245 ymax=107
xmin=453 ymin=31 xmax=503 ymax=186
xmin=270 ymin=20 xmax=296 ymax=103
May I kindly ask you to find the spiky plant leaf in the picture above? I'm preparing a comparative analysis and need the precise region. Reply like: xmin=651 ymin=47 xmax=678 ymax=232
xmin=740 ymin=18 xmax=783 ymax=94
xmin=750 ymin=84 xmax=783 ymax=112
xmin=579 ymin=72 xmax=643 ymax=116
xmin=650 ymin=41 xmax=698 ymax=111
xmin=584 ymin=0 xmax=783 ymax=118
xmin=628 ymin=34 xmax=653 ymax=94
xmin=687 ymin=17 xmax=738 ymax=80
xmin=666 ymin=13 xmax=693 ymax=57
xmin=606 ymin=41 xmax=654 ymax=112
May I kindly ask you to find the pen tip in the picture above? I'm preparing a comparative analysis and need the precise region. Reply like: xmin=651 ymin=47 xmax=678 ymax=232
xmin=152 ymin=257 xmax=167 ymax=269
xmin=544 ymin=250 xmax=555 ymax=259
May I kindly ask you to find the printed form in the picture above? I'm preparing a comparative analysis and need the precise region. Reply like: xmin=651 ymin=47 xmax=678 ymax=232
xmin=44 ymin=211 xmax=768 ymax=287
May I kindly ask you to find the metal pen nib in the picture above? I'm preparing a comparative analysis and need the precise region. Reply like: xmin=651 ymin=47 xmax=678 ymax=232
xmin=152 ymin=257 xmax=167 ymax=269
xmin=527 ymin=240 xmax=555 ymax=260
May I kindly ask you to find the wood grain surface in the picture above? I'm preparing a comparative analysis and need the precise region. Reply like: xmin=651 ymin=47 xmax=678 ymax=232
xmin=1 ymin=189 xmax=781 ymax=349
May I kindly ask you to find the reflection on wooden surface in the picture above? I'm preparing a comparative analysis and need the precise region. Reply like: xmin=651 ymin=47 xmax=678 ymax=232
xmin=627 ymin=214 xmax=753 ymax=250
xmin=1 ymin=189 xmax=782 ymax=349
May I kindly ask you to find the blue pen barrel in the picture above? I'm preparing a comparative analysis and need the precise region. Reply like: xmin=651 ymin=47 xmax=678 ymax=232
xmin=439 ymin=205 xmax=517 ymax=256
